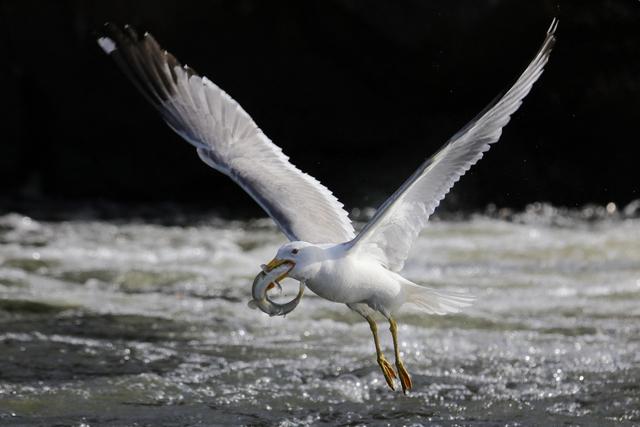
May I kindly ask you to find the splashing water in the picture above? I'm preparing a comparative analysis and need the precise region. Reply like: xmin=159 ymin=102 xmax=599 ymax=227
xmin=0 ymin=207 xmax=639 ymax=426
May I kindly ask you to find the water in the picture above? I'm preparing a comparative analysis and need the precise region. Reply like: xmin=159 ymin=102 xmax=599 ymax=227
xmin=0 ymin=206 xmax=639 ymax=426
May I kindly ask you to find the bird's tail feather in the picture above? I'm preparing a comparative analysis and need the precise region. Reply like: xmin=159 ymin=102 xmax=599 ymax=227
xmin=402 ymin=280 xmax=474 ymax=315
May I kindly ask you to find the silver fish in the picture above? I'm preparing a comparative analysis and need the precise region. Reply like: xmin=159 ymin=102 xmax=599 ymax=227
xmin=248 ymin=262 xmax=304 ymax=316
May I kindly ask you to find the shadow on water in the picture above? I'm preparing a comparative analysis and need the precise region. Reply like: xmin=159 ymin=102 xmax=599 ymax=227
xmin=0 ymin=309 xmax=189 ymax=382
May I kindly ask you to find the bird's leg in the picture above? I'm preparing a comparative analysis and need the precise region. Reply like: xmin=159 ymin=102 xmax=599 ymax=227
xmin=365 ymin=315 xmax=396 ymax=390
xmin=389 ymin=316 xmax=413 ymax=394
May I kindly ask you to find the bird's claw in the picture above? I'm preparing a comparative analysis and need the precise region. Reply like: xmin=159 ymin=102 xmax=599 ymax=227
xmin=377 ymin=356 xmax=397 ymax=391
xmin=396 ymin=361 xmax=413 ymax=394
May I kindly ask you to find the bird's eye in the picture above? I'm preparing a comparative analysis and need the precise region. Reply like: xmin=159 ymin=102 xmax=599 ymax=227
xmin=291 ymin=249 xmax=299 ymax=255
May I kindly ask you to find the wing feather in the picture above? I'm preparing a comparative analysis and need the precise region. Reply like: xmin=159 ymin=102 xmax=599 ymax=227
xmin=347 ymin=19 xmax=557 ymax=271
xmin=99 ymin=24 xmax=355 ymax=244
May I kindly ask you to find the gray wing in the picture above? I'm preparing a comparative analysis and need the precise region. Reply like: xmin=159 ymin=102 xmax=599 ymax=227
xmin=347 ymin=19 xmax=557 ymax=271
xmin=98 ymin=24 xmax=355 ymax=244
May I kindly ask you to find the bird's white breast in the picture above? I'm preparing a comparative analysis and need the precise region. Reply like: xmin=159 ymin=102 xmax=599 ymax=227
xmin=305 ymin=246 xmax=404 ymax=308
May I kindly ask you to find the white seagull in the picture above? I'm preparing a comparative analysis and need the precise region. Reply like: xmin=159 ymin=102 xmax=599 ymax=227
xmin=98 ymin=19 xmax=556 ymax=393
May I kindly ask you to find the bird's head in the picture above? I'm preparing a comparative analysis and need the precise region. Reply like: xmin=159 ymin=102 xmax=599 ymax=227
xmin=248 ymin=241 xmax=322 ymax=316
xmin=265 ymin=241 xmax=322 ymax=281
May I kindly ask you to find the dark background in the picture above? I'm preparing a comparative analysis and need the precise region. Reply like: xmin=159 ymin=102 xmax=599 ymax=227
xmin=1 ymin=0 xmax=638 ymax=218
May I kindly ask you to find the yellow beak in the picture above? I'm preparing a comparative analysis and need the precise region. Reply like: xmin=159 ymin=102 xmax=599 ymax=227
xmin=265 ymin=258 xmax=292 ymax=271
xmin=263 ymin=258 xmax=295 ymax=291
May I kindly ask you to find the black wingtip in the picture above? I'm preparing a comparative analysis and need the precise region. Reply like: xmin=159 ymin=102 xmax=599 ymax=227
xmin=97 ymin=22 xmax=189 ymax=108
xmin=547 ymin=17 xmax=559 ymax=37
xmin=540 ymin=17 xmax=558 ymax=58
xmin=97 ymin=22 xmax=127 ymax=54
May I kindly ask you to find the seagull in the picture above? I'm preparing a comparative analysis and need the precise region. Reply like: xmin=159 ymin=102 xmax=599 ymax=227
xmin=98 ymin=19 xmax=557 ymax=393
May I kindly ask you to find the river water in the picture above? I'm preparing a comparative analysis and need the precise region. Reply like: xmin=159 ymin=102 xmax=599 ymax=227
xmin=0 ymin=205 xmax=639 ymax=426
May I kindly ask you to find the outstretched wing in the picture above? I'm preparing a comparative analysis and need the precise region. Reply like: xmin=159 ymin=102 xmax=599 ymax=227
xmin=98 ymin=24 xmax=355 ymax=244
xmin=347 ymin=19 xmax=557 ymax=271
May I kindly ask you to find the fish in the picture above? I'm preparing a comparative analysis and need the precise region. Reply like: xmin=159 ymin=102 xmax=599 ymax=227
xmin=247 ymin=262 xmax=305 ymax=316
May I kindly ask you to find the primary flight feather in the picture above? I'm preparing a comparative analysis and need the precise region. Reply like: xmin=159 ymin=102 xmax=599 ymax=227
xmin=98 ymin=24 xmax=354 ymax=244
xmin=99 ymin=19 xmax=557 ymax=393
